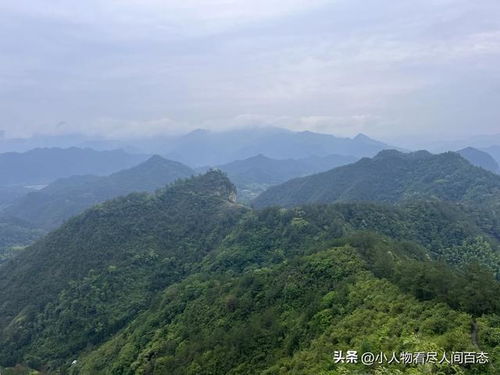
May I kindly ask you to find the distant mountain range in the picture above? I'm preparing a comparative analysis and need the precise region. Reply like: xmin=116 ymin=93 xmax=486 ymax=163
xmin=1 ymin=155 xmax=194 ymax=230
xmin=217 ymin=153 xmax=358 ymax=186
xmin=0 ymin=127 xmax=394 ymax=164
xmin=0 ymin=151 xmax=359 ymax=231
xmin=164 ymin=127 xmax=393 ymax=166
xmin=212 ymin=153 xmax=358 ymax=201
xmin=0 ymin=147 xmax=148 ymax=186
xmin=457 ymin=147 xmax=499 ymax=173
xmin=253 ymin=149 xmax=500 ymax=209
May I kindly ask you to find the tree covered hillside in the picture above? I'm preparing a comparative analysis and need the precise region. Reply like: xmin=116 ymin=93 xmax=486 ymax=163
xmin=214 ymin=154 xmax=357 ymax=202
xmin=218 ymin=154 xmax=357 ymax=187
xmin=253 ymin=150 xmax=500 ymax=210
xmin=0 ymin=171 xmax=498 ymax=374
xmin=1 ymin=156 xmax=194 ymax=230
xmin=0 ymin=218 xmax=44 ymax=264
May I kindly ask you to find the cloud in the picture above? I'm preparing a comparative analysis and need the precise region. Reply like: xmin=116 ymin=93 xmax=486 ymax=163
xmin=1 ymin=0 xmax=500 ymax=142
xmin=0 ymin=0 xmax=333 ymax=40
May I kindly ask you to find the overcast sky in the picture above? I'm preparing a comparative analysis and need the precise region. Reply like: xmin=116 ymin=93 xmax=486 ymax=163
xmin=1 ymin=0 xmax=499 ymax=143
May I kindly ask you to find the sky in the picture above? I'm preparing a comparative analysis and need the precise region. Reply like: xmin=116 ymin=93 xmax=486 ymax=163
xmin=1 ymin=0 xmax=499 ymax=144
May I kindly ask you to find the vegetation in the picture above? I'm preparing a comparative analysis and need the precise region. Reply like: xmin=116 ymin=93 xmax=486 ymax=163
xmin=0 ymin=171 xmax=498 ymax=374
xmin=0 ymin=186 xmax=35 ymax=209
xmin=0 ymin=219 xmax=44 ymax=264
xmin=457 ymin=147 xmax=499 ymax=174
xmin=1 ymin=156 xmax=194 ymax=230
xmin=214 ymin=154 xmax=357 ymax=202
xmin=253 ymin=150 xmax=500 ymax=210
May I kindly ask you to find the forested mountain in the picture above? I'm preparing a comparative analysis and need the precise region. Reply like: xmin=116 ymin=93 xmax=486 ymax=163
xmin=0 ymin=218 xmax=44 ymax=264
xmin=218 ymin=154 xmax=358 ymax=185
xmin=0 ymin=186 xmax=36 ymax=209
xmin=0 ymin=147 xmax=148 ymax=186
xmin=214 ymin=153 xmax=357 ymax=201
xmin=2 ymin=156 xmax=194 ymax=230
xmin=457 ymin=147 xmax=499 ymax=173
xmin=253 ymin=150 xmax=500 ymax=209
xmin=0 ymin=171 xmax=498 ymax=374
xmin=164 ymin=127 xmax=392 ymax=166
xmin=482 ymin=145 xmax=500 ymax=166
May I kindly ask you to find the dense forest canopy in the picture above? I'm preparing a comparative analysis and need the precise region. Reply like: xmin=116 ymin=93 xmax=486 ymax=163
xmin=0 ymin=170 xmax=498 ymax=374
xmin=253 ymin=150 xmax=500 ymax=210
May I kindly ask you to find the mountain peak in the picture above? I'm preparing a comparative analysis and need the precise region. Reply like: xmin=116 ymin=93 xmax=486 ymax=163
xmin=373 ymin=149 xmax=432 ymax=160
xmin=144 ymin=154 xmax=167 ymax=164
xmin=249 ymin=153 xmax=271 ymax=161
xmin=354 ymin=133 xmax=371 ymax=141
xmin=169 ymin=169 xmax=237 ymax=203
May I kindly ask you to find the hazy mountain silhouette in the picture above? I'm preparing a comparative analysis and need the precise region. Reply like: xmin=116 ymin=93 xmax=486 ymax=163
xmin=457 ymin=147 xmax=499 ymax=173
xmin=0 ymin=147 xmax=148 ymax=186
xmin=2 ymin=156 xmax=194 ymax=229
xmin=163 ymin=127 xmax=394 ymax=166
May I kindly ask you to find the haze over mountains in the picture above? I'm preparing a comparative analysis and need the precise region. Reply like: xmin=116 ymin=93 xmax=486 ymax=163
xmin=0 ymin=128 xmax=500 ymax=373
xmin=0 ymin=151 xmax=357 ymax=230
xmin=254 ymin=150 xmax=500 ymax=209
xmin=162 ymin=128 xmax=392 ymax=166
xmin=214 ymin=153 xmax=358 ymax=201
xmin=3 ymin=0 xmax=500 ymax=371
xmin=0 ymin=147 xmax=148 ymax=186
xmin=2 ymin=127 xmax=500 ymax=169
xmin=217 ymin=154 xmax=358 ymax=186
xmin=2 ymin=156 xmax=195 ymax=230
xmin=482 ymin=145 xmax=500 ymax=167
xmin=0 ymin=127 xmax=392 ymax=166
xmin=457 ymin=147 xmax=500 ymax=173
xmin=0 ymin=128 xmax=497 ymax=254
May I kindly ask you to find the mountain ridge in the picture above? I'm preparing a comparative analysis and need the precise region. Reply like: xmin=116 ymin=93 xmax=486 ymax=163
xmin=0 ymin=147 xmax=148 ymax=186
xmin=163 ymin=127 xmax=395 ymax=166
xmin=211 ymin=153 xmax=358 ymax=201
xmin=1 ymin=155 xmax=195 ymax=230
xmin=457 ymin=147 xmax=499 ymax=173
xmin=253 ymin=150 xmax=500 ymax=209
xmin=0 ymin=170 xmax=498 ymax=373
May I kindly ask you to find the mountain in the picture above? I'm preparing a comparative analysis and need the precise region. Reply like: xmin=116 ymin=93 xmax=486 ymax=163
xmin=0 ymin=171 xmax=245 ymax=371
xmin=0 ymin=147 xmax=148 ymax=186
xmin=163 ymin=127 xmax=394 ymax=166
xmin=419 ymin=134 xmax=500 ymax=153
xmin=0 ymin=171 xmax=498 ymax=374
xmin=0 ymin=186 xmax=36 ymax=209
xmin=218 ymin=154 xmax=358 ymax=186
xmin=215 ymin=153 xmax=358 ymax=201
xmin=457 ymin=147 xmax=499 ymax=173
xmin=2 ymin=155 xmax=194 ymax=230
xmin=482 ymin=145 xmax=500 ymax=166
xmin=0 ymin=218 xmax=44 ymax=264
xmin=253 ymin=150 xmax=500 ymax=209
